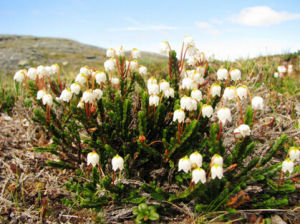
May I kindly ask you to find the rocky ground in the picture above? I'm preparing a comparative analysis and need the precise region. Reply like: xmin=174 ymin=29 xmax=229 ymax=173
xmin=0 ymin=35 xmax=107 ymax=76
xmin=0 ymin=35 xmax=166 ymax=78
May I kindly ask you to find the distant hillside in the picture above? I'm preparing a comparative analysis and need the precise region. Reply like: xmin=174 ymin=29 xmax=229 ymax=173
xmin=0 ymin=35 xmax=167 ymax=76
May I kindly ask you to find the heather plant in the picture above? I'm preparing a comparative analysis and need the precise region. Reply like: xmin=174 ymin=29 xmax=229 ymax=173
xmin=14 ymin=36 xmax=299 ymax=220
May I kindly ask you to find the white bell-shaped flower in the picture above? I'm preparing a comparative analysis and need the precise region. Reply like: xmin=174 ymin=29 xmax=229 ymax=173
xmin=111 ymin=77 xmax=120 ymax=85
xmin=235 ymin=124 xmax=251 ymax=138
xmin=183 ymin=35 xmax=195 ymax=47
xmin=178 ymin=156 xmax=192 ymax=173
xmin=252 ymin=96 xmax=264 ymax=110
xmin=93 ymin=89 xmax=103 ymax=100
xmin=80 ymin=66 xmax=90 ymax=76
xmin=193 ymin=72 xmax=204 ymax=85
xmin=147 ymin=77 xmax=157 ymax=88
xmin=274 ymin=72 xmax=279 ymax=78
xmin=211 ymin=154 xmax=223 ymax=166
xmin=132 ymin=48 xmax=141 ymax=59
xmin=164 ymin=87 xmax=174 ymax=99
xmin=82 ymin=90 xmax=95 ymax=103
xmin=106 ymin=48 xmax=115 ymax=58
xmin=230 ymin=69 xmax=241 ymax=81
xmin=129 ymin=60 xmax=138 ymax=71
xmin=181 ymin=77 xmax=193 ymax=90
xmin=202 ymin=105 xmax=213 ymax=118
xmin=149 ymin=95 xmax=159 ymax=107
xmin=234 ymin=128 xmax=242 ymax=139
xmin=37 ymin=65 xmax=46 ymax=78
xmin=112 ymin=155 xmax=124 ymax=171
xmin=191 ymin=89 xmax=202 ymax=102
xmin=190 ymin=99 xmax=198 ymax=111
xmin=282 ymin=159 xmax=294 ymax=173
xmin=87 ymin=150 xmax=99 ymax=167
xmin=211 ymin=164 xmax=223 ymax=179
xmin=189 ymin=152 xmax=202 ymax=168
xmin=217 ymin=107 xmax=232 ymax=125
xmin=288 ymin=147 xmax=300 ymax=162
xmin=288 ymin=64 xmax=293 ymax=74
xmin=159 ymin=41 xmax=170 ymax=55
xmin=223 ymin=87 xmax=236 ymax=101
xmin=37 ymin=89 xmax=46 ymax=100
xmin=75 ymin=73 xmax=87 ymax=84
xmin=277 ymin=65 xmax=286 ymax=73
xmin=104 ymin=59 xmax=116 ymax=72
xmin=173 ymin=109 xmax=185 ymax=123
xmin=148 ymin=83 xmax=159 ymax=95
xmin=236 ymin=85 xmax=248 ymax=100
xmin=44 ymin=66 xmax=52 ymax=77
xmin=51 ymin=64 xmax=59 ymax=75
xmin=42 ymin=94 xmax=53 ymax=107
xmin=95 ymin=72 xmax=107 ymax=84
xmin=217 ymin=68 xmax=228 ymax=80
xmin=70 ymin=83 xmax=81 ymax=95
xmin=192 ymin=168 xmax=206 ymax=184
xmin=14 ymin=70 xmax=26 ymax=82
xmin=139 ymin=66 xmax=147 ymax=75
xmin=211 ymin=84 xmax=221 ymax=98
xmin=27 ymin=67 xmax=37 ymax=80
xmin=159 ymin=80 xmax=170 ymax=92
xmin=59 ymin=89 xmax=72 ymax=102
xmin=116 ymin=46 xmax=125 ymax=57
xmin=180 ymin=96 xmax=192 ymax=111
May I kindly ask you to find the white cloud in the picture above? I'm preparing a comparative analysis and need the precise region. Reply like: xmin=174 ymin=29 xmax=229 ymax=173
xmin=198 ymin=40 xmax=300 ymax=61
xmin=195 ymin=21 xmax=220 ymax=35
xmin=109 ymin=25 xmax=180 ymax=32
xmin=233 ymin=6 xmax=300 ymax=26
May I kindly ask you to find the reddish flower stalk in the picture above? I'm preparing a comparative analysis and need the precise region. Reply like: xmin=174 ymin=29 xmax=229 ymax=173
xmin=235 ymin=89 xmax=244 ymax=123
xmin=197 ymin=108 xmax=202 ymax=121
xmin=223 ymin=69 xmax=232 ymax=91
xmin=114 ymin=55 xmax=121 ymax=76
xmin=125 ymin=53 xmax=133 ymax=77
xmin=179 ymin=42 xmax=184 ymax=67
xmin=112 ymin=171 xmax=116 ymax=186
xmin=177 ymin=122 xmax=181 ymax=143
xmin=97 ymin=164 xmax=103 ymax=179
xmin=217 ymin=122 xmax=223 ymax=141
xmin=179 ymin=46 xmax=189 ymax=74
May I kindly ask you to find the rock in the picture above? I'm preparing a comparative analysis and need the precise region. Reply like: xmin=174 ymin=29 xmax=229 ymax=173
xmin=86 ymin=56 xmax=96 ymax=60
xmin=18 ymin=59 xmax=29 ymax=66
xmin=271 ymin=215 xmax=286 ymax=224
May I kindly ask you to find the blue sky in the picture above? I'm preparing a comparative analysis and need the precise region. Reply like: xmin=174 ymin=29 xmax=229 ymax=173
xmin=1 ymin=0 xmax=300 ymax=60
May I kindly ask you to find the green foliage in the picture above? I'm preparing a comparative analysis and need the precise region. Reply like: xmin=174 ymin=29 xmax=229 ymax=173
xmin=132 ymin=203 xmax=160 ymax=224
xmin=0 ymin=86 xmax=16 ymax=114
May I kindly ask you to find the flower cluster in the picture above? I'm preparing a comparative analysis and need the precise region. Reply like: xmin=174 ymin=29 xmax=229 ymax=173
xmin=275 ymin=64 xmax=293 ymax=78
xmin=147 ymin=77 xmax=174 ymax=107
xmin=178 ymin=153 xmax=224 ymax=184
xmin=282 ymin=146 xmax=300 ymax=173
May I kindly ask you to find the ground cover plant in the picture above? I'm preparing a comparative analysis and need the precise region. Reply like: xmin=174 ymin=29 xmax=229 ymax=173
xmin=4 ymin=36 xmax=300 ymax=223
